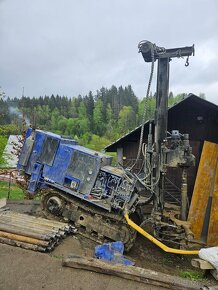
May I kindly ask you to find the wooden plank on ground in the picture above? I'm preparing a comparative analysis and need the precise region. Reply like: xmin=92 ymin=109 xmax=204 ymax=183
xmin=62 ymin=255 xmax=202 ymax=290
xmin=188 ymin=141 xmax=218 ymax=240
xmin=207 ymin=162 xmax=218 ymax=246
xmin=191 ymin=258 xmax=214 ymax=270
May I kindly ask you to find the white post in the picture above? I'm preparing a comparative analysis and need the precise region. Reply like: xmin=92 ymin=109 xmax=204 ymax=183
xmin=117 ymin=147 xmax=123 ymax=166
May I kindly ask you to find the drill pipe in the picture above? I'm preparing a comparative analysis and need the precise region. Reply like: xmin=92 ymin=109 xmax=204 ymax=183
xmin=0 ymin=217 xmax=66 ymax=236
xmin=0 ymin=236 xmax=46 ymax=252
xmin=0 ymin=219 xmax=61 ymax=238
xmin=2 ymin=211 xmax=70 ymax=228
xmin=0 ymin=213 xmax=71 ymax=232
xmin=0 ymin=230 xmax=51 ymax=247
xmin=0 ymin=223 xmax=51 ymax=241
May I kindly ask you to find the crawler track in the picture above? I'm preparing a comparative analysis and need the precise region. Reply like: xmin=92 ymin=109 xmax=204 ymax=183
xmin=41 ymin=189 xmax=137 ymax=251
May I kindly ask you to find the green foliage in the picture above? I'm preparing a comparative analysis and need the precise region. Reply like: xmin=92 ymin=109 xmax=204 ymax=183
xmin=85 ymin=134 xmax=111 ymax=152
xmin=0 ymin=124 xmax=19 ymax=136
xmin=168 ymin=93 xmax=187 ymax=107
xmin=118 ymin=106 xmax=136 ymax=134
xmin=93 ymin=99 xmax=106 ymax=136
xmin=0 ymin=99 xmax=11 ymax=124
xmin=137 ymin=95 xmax=156 ymax=124
xmin=0 ymin=181 xmax=24 ymax=199
xmin=0 ymin=87 xmax=200 ymax=152
xmin=179 ymin=270 xmax=205 ymax=281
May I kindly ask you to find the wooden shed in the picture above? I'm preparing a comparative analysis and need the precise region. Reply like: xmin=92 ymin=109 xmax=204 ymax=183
xmin=105 ymin=94 xmax=218 ymax=199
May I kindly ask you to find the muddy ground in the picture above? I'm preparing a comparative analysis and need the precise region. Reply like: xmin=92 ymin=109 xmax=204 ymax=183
xmin=0 ymin=200 xmax=216 ymax=290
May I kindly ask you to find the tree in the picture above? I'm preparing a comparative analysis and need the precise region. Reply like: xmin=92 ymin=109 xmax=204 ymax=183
xmin=84 ymin=91 xmax=94 ymax=125
xmin=109 ymin=85 xmax=118 ymax=118
xmin=118 ymin=106 xmax=136 ymax=135
xmin=57 ymin=118 xmax=68 ymax=133
xmin=50 ymin=108 xmax=61 ymax=131
xmin=105 ymin=103 xmax=115 ymax=138
xmin=124 ymin=85 xmax=138 ymax=114
xmin=93 ymin=99 xmax=105 ymax=136
xmin=0 ymin=99 xmax=11 ymax=124
xmin=78 ymin=102 xmax=90 ymax=135
xmin=137 ymin=95 xmax=156 ymax=125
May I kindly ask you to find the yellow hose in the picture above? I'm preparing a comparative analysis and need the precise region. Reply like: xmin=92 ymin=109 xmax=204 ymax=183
xmin=124 ymin=213 xmax=199 ymax=255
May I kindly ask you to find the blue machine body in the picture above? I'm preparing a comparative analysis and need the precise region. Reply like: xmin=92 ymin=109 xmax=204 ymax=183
xmin=17 ymin=128 xmax=136 ymax=212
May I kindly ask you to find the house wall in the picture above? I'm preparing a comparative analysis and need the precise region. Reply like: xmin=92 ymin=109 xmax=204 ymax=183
xmin=168 ymin=100 xmax=218 ymax=144
xmin=115 ymin=99 xmax=218 ymax=197
xmin=122 ymin=140 xmax=145 ymax=171
xmin=167 ymin=100 xmax=218 ymax=195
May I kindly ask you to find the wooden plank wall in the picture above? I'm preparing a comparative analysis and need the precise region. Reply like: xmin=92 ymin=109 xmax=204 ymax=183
xmin=188 ymin=141 xmax=218 ymax=244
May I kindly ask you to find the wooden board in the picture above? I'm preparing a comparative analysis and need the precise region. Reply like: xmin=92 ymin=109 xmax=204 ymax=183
xmin=188 ymin=141 xmax=218 ymax=240
xmin=62 ymin=255 xmax=202 ymax=290
xmin=191 ymin=258 xmax=214 ymax=270
xmin=207 ymin=162 xmax=218 ymax=245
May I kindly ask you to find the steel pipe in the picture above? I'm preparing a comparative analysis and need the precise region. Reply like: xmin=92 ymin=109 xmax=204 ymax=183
xmin=0 ymin=236 xmax=46 ymax=252
xmin=0 ymin=223 xmax=50 ymax=241
xmin=0 ymin=230 xmax=50 ymax=247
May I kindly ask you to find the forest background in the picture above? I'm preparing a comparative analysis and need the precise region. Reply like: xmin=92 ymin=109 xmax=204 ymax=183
xmin=0 ymin=85 xmax=204 ymax=166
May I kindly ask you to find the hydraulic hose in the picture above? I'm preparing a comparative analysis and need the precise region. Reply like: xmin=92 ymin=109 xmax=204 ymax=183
xmin=124 ymin=213 xmax=199 ymax=255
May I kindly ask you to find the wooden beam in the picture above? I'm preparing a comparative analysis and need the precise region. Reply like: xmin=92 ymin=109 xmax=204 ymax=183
xmin=63 ymin=255 xmax=202 ymax=290
xmin=191 ymin=258 xmax=214 ymax=270
xmin=207 ymin=161 xmax=218 ymax=246
xmin=188 ymin=141 xmax=218 ymax=240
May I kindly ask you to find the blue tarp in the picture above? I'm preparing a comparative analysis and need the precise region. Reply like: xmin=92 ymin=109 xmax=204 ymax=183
xmin=95 ymin=241 xmax=134 ymax=266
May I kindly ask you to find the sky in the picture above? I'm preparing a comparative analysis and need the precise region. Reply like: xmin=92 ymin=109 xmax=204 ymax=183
xmin=0 ymin=0 xmax=218 ymax=104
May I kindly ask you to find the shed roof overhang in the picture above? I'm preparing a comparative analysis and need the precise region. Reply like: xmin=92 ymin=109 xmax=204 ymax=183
xmin=105 ymin=94 xmax=218 ymax=152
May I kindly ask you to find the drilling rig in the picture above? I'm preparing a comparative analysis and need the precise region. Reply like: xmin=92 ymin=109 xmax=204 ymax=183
xmin=17 ymin=41 xmax=203 ymax=253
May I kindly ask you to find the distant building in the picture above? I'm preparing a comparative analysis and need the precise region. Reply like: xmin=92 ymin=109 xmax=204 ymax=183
xmin=105 ymin=94 xmax=218 ymax=199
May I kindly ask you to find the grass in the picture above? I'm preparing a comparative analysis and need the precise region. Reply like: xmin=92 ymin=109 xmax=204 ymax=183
xmin=49 ymin=254 xmax=63 ymax=260
xmin=0 ymin=181 xmax=24 ymax=199
xmin=162 ymin=257 xmax=174 ymax=267
xmin=179 ymin=270 xmax=206 ymax=281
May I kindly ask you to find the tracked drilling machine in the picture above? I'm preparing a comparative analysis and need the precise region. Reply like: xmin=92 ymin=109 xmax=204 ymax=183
xmin=125 ymin=41 xmax=198 ymax=253
xmin=17 ymin=41 xmax=203 ymax=254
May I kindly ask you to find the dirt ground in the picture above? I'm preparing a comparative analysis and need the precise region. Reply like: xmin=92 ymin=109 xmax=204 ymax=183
xmin=0 ymin=200 xmax=217 ymax=290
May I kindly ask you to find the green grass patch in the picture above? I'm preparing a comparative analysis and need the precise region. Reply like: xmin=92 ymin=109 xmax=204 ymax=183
xmin=179 ymin=270 xmax=205 ymax=281
xmin=0 ymin=181 xmax=24 ymax=199
xmin=49 ymin=254 xmax=63 ymax=260
xmin=162 ymin=257 xmax=174 ymax=267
